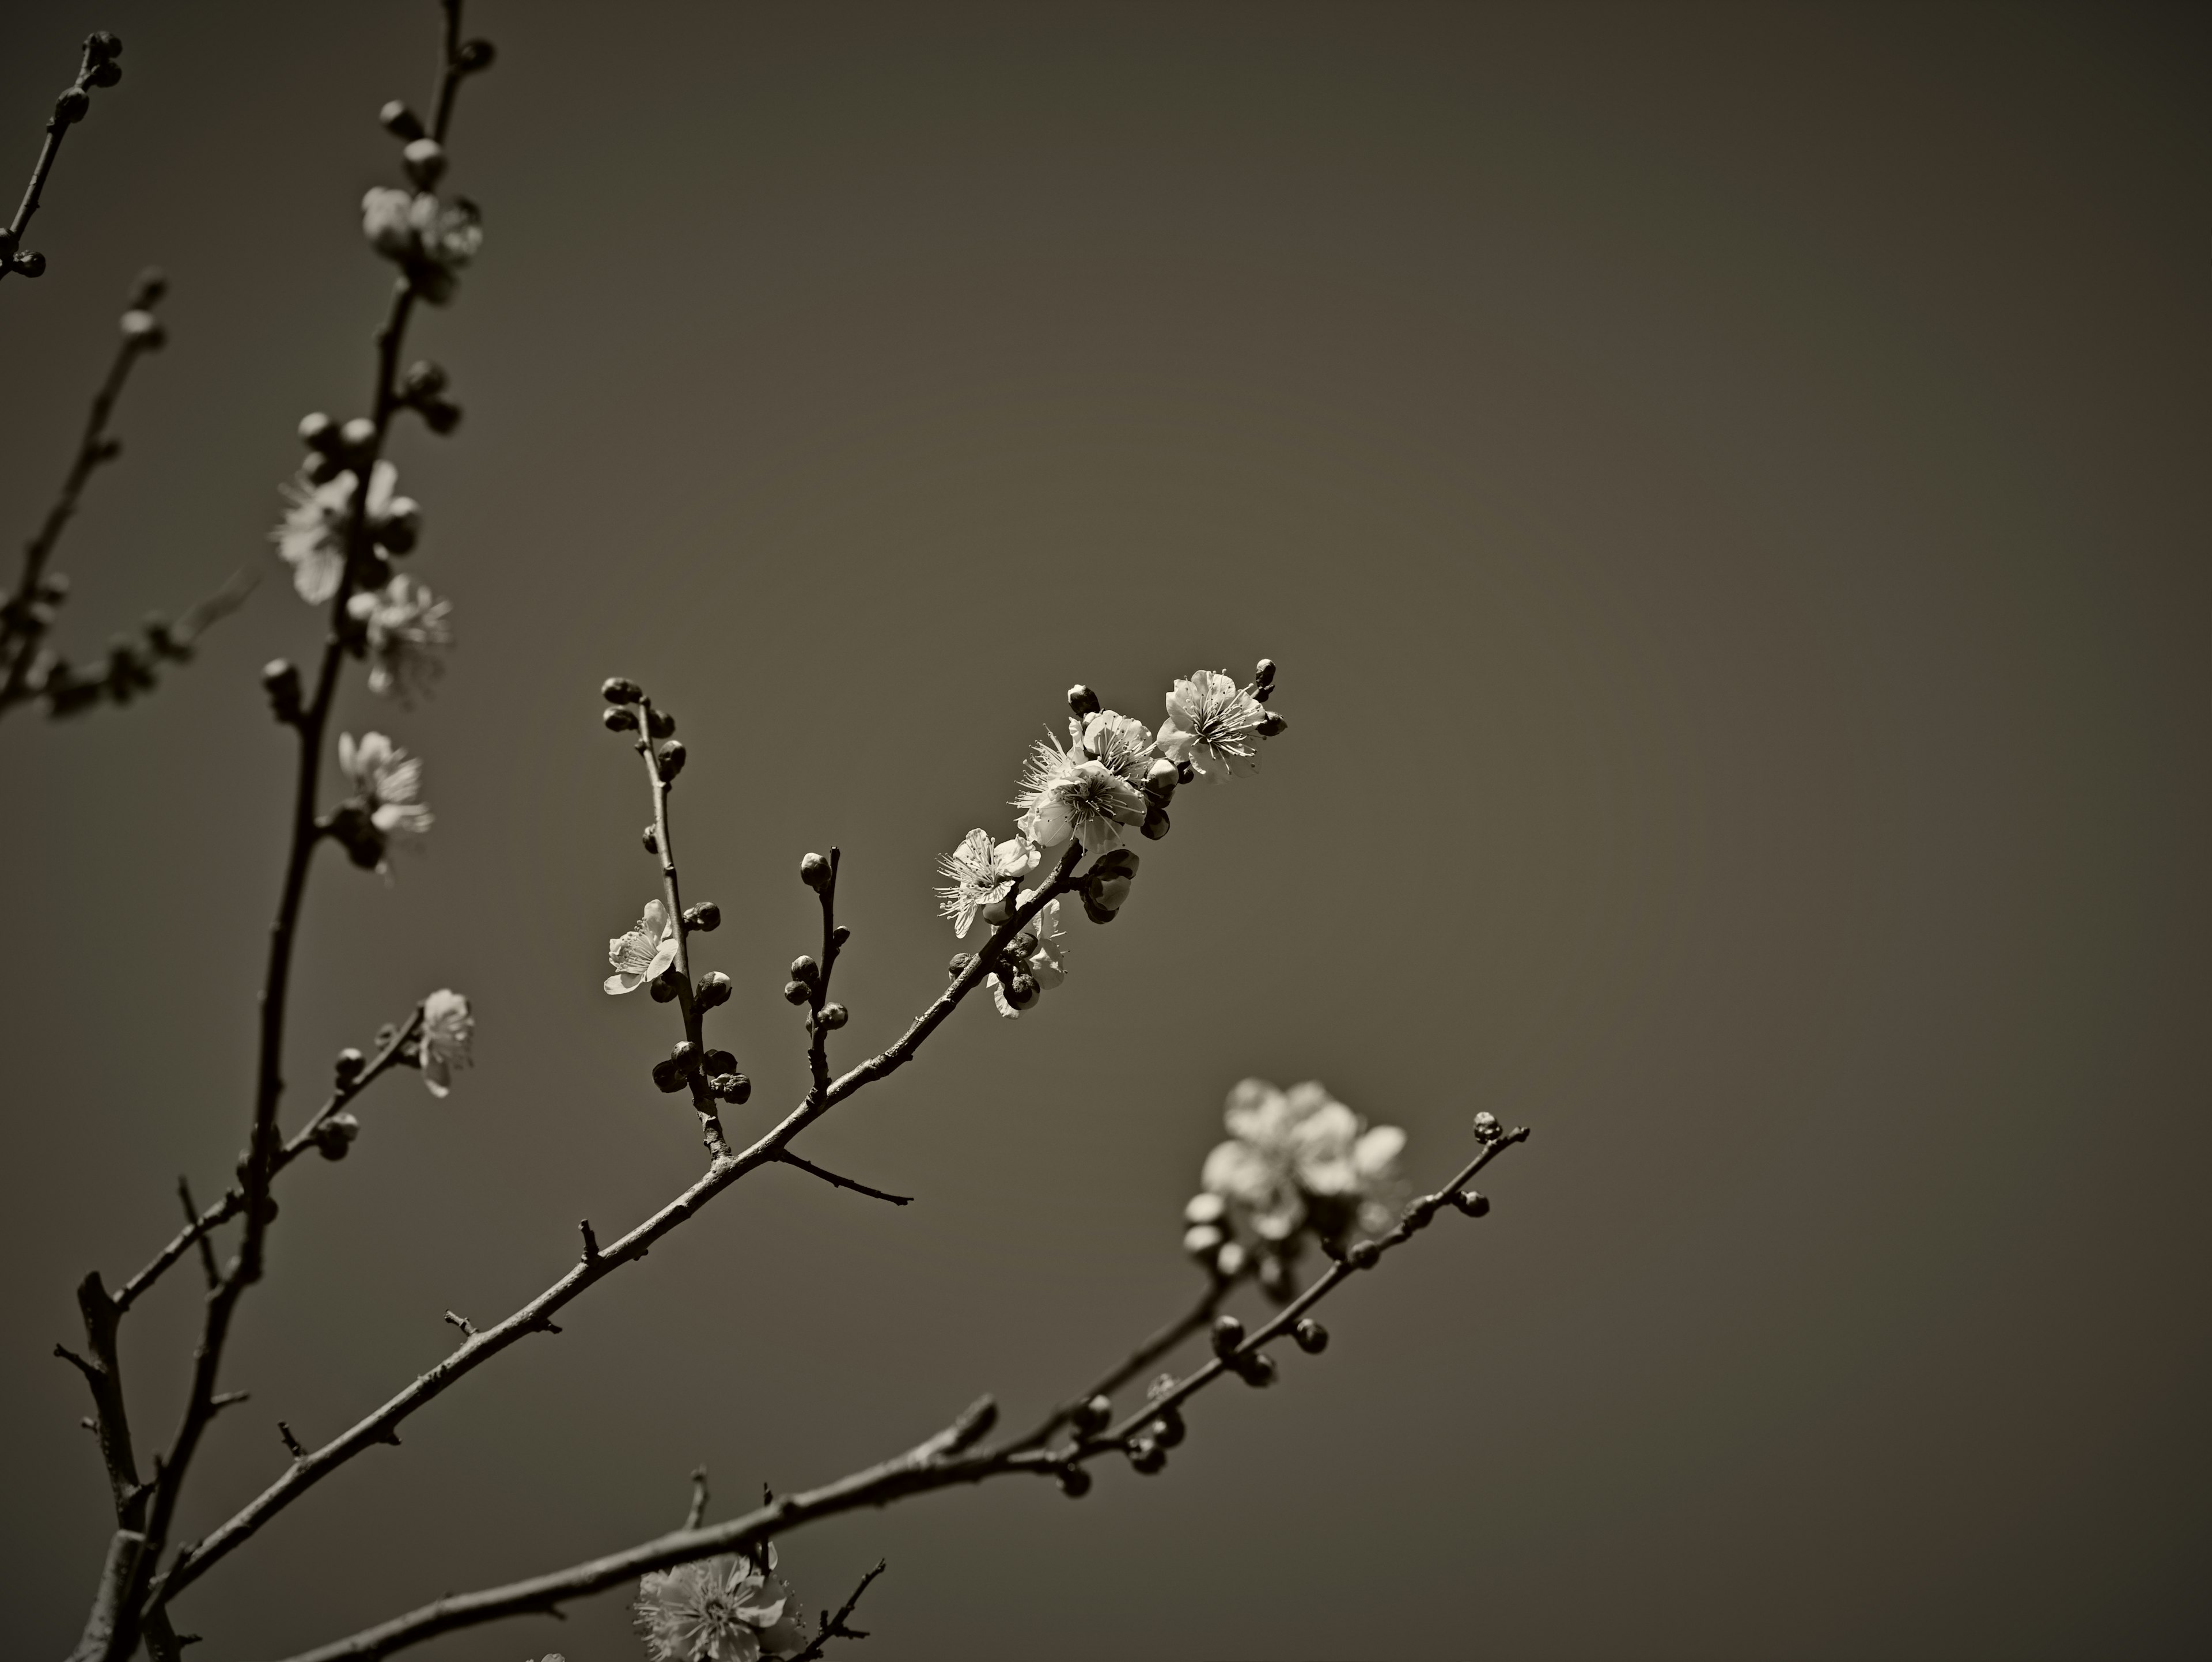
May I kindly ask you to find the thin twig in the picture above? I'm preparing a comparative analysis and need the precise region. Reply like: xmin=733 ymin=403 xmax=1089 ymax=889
xmin=1006 ymin=1272 xmax=1237 ymax=1451
xmin=684 ymin=1467 xmax=710 ymax=1531
xmin=265 ymin=1130 xmax=1528 ymax=1659
xmin=787 ymin=1559 xmax=887 ymax=1661
xmin=774 ymin=1150 xmax=911 ymax=1207
xmin=2 ymin=32 xmax=123 ymax=289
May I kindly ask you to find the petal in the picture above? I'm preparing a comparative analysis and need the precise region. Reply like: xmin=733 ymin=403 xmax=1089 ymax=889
xmin=1354 ymin=1125 xmax=1407 ymax=1176
xmin=604 ymin=971 xmax=641 ymax=995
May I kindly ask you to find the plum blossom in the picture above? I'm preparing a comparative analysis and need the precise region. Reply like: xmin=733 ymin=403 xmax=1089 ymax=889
xmin=991 ymin=894 xmax=1069 ymax=1017
xmin=1199 ymin=1079 xmax=1406 ymax=1247
xmin=361 ymin=186 xmax=483 ymax=304
xmin=634 ymin=1547 xmax=808 ymax=1662
xmin=348 ymin=573 xmax=451 ymax=702
xmin=1068 ymin=707 xmax=1156 ymax=787
xmin=331 ymin=732 xmax=431 ymax=872
xmin=273 ymin=460 xmax=421 ymax=605
xmin=416 ymin=988 xmax=473 ymax=1097
xmin=605 ymin=899 xmax=679 ymax=994
xmin=1156 ymin=669 xmax=1266 ymax=782
xmin=935 ymin=828 xmax=1037 ymax=938
xmin=1014 ymin=735 xmax=1146 ymax=853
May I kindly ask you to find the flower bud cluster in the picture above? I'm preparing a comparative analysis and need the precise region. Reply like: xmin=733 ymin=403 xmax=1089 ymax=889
xmin=0 ymin=35 xmax=124 ymax=280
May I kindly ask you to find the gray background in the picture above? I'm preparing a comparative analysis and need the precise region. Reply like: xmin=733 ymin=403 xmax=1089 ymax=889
xmin=2 ymin=2 xmax=2206 ymax=1657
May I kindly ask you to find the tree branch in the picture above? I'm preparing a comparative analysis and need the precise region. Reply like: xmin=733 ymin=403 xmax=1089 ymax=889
xmin=774 ymin=1150 xmax=911 ymax=1207
xmin=787 ymin=1559 xmax=887 ymax=1661
xmin=1 ymin=31 xmax=124 ymax=289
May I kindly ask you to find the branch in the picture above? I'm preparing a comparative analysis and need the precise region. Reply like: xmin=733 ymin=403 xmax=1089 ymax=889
xmin=262 ymin=1128 xmax=1528 ymax=1659
xmin=787 ymin=1559 xmax=887 ymax=1661
xmin=147 ymin=849 xmax=1086 ymax=1617
xmin=1 ymin=31 xmax=124 ymax=289
xmin=683 ymin=1466 xmax=709 ymax=1531
xmin=1005 ymin=1270 xmax=1237 ymax=1451
xmin=774 ymin=1150 xmax=911 ymax=1207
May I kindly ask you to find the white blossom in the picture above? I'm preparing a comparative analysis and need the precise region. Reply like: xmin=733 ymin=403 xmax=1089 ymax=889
xmin=348 ymin=573 xmax=452 ymax=703
xmin=1068 ymin=707 xmax=1156 ymax=787
xmin=935 ymin=828 xmax=1037 ymax=938
xmin=1013 ymin=735 xmax=1146 ymax=853
xmin=361 ymin=186 xmax=483 ymax=304
xmin=338 ymin=731 xmax=433 ymax=843
xmin=1156 ymin=669 xmax=1266 ymax=782
xmin=418 ymin=989 xmax=473 ymax=1097
xmin=634 ymin=1547 xmax=808 ymax=1662
xmin=1199 ymin=1079 xmax=1406 ymax=1244
xmin=605 ymin=899 xmax=679 ymax=995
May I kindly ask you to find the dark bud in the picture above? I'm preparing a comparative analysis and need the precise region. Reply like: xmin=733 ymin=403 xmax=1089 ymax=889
xmin=684 ymin=901 xmax=721 ymax=932
xmin=650 ymin=1057 xmax=686 ymax=1093
xmin=1210 ymin=1314 xmax=1245 ymax=1357
xmin=1145 ymin=758 xmax=1180 ymax=801
xmin=1151 ymin=1408 xmax=1186 ymax=1448
xmin=1235 ymin=1351 xmax=1278 ymax=1388
xmin=602 ymin=706 xmax=638 ymax=732
xmin=305 ymin=450 xmax=346 ymax=485
xmin=1347 ymin=1240 xmax=1381 ymax=1270
xmin=1175 ymin=756 xmax=1195 ymax=785
xmin=10 ymin=250 xmax=46 ymax=279
xmin=1126 ymin=1436 xmax=1166 ymax=1475
xmin=789 ymin=955 xmax=819 ymax=983
xmin=641 ymin=826 xmax=660 ymax=854
xmin=702 ymin=1049 xmax=737 ymax=1077
xmin=1072 ymin=1395 xmax=1112 ymax=1437
xmin=1257 ymin=711 xmax=1289 ymax=739
xmin=646 ymin=707 xmax=676 ymax=739
xmin=1452 ymin=1188 xmax=1491 ymax=1218
xmin=312 ymin=1112 xmax=361 ymax=1161
xmin=262 ymin=658 xmax=302 ymax=724
xmin=89 ymin=59 xmax=122 ymax=89
xmin=714 ymin=1073 xmax=752 ymax=1105
xmin=670 ymin=1040 xmax=697 ymax=1066
xmin=601 ymin=676 xmax=644 ymax=705
xmin=1254 ymin=657 xmax=1276 ymax=695
xmin=1067 ymin=683 xmax=1101 ymax=718
xmin=1139 ymin=799 xmax=1171 ymax=842
xmin=334 ymin=1047 xmax=367 ymax=1084
xmin=831 ymin=924 xmax=851 ymax=948
xmin=418 ymin=396 xmax=463 ymax=434
xmin=782 ymin=980 xmax=811 ymax=1006
xmin=86 ymin=31 xmax=123 ymax=61
xmin=800 ymin=852 xmax=833 ymax=891
xmin=1293 ymin=1318 xmax=1330 ymax=1354
xmin=457 ymin=37 xmax=497 ymax=71
xmin=380 ymin=99 xmax=426 ymax=140
xmin=1402 ymin=1195 xmax=1441 ymax=1231
xmin=1472 ymin=1110 xmax=1505 ymax=1144
xmin=1057 ymin=1464 xmax=1093 ymax=1499
xmin=656 ymin=740 xmax=686 ymax=781
xmin=696 ymin=970 xmax=732 ymax=1009
xmin=1003 ymin=972 xmax=1039 ymax=1011
xmin=947 ymin=952 xmax=975 ymax=978
xmin=649 ymin=976 xmax=677 ymax=1003
xmin=401 ymin=359 xmax=448 ymax=399
xmin=298 ymin=412 xmax=338 ymax=450
xmin=54 ymin=88 xmax=91 ymax=127
xmin=817 ymin=1002 xmax=849 ymax=1030
xmin=401 ymin=137 xmax=446 ymax=189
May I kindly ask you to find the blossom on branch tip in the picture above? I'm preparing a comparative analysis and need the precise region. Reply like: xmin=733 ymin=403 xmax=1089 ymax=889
xmin=348 ymin=573 xmax=452 ymax=702
xmin=417 ymin=989 xmax=474 ymax=1096
xmin=274 ymin=460 xmax=416 ymax=604
xmin=635 ymin=1547 xmax=808 ymax=1662
xmin=361 ymin=187 xmax=483 ymax=304
xmin=1014 ymin=735 xmax=1146 ymax=853
xmin=991 ymin=894 xmax=1069 ymax=1017
xmin=935 ymin=828 xmax=1036 ymax=939
xmin=1156 ymin=669 xmax=1267 ymax=782
xmin=1199 ymin=1079 xmax=1407 ymax=1247
xmin=605 ymin=899 xmax=679 ymax=995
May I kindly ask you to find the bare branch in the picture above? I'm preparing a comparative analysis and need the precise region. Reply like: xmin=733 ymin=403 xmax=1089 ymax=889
xmin=787 ymin=1559 xmax=887 ymax=1661
xmin=1 ymin=31 xmax=125 ymax=290
xmin=774 ymin=1150 xmax=911 ymax=1207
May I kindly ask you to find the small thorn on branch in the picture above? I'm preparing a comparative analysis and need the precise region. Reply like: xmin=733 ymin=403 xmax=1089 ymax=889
xmin=54 ymin=1342 xmax=97 ymax=1381
xmin=278 ymin=1421 xmax=306 ymax=1459
xmin=578 ymin=1218 xmax=599 ymax=1262
xmin=79 ymin=1417 xmax=97 ymax=1432
xmin=684 ymin=1465 xmax=710 ymax=1530
xmin=444 ymin=1310 xmax=476 ymax=1338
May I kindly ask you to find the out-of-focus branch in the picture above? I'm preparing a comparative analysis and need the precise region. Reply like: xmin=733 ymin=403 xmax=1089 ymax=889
xmin=787 ymin=1559 xmax=887 ymax=1661
xmin=265 ymin=1129 xmax=1529 ymax=1659
xmin=2 ymin=31 xmax=125 ymax=289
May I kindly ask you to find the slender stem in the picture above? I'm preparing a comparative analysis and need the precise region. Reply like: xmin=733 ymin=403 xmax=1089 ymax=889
xmin=2 ymin=35 xmax=111 ymax=289
xmin=1005 ymin=1273 xmax=1236 ymax=1451
xmin=269 ymin=1130 xmax=1529 ymax=1660
xmin=774 ymin=1149 xmax=911 ymax=1207
xmin=148 ymin=849 xmax=1088 ymax=1617
xmin=631 ymin=696 xmax=729 ymax=1156
xmin=787 ymin=1560 xmax=887 ymax=1661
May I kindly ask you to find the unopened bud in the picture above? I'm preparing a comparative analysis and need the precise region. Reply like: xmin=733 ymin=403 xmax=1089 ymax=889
xmin=800 ymin=852 xmax=832 ymax=891
xmin=602 ymin=706 xmax=638 ymax=732
xmin=1150 ymin=1408 xmax=1186 ymax=1448
xmin=703 ymin=1049 xmax=736 ymax=1077
xmin=789 ymin=955 xmax=819 ymax=983
xmin=1254 ymin=657 xmax=1275 ymax=694
xmin=1472 ymin=1110 xmax=1504 ymax=1143
xmin=1139 ymin=800 xmax=1170 ymax=842
xmin=641 ymin=826 xmax=659 ymax=854
xmin=380 ymin=99 xmax=426 ymax=140
xmin=1452 ymin=1188 xmax=1491 ymax=1218
xmin=401 ymin=359 xmax=448 ymax=399
xmin=1057 ymin=1464 xmax=1092 ymax=1498
xmin=601 ymin=677 xmax=643 ymax=705
xmin=312 ymin=1112 xmax=361 ymax=1161
xmin=457 ymin=37 xmax=497 ymax=71
xmin=1067 ymin=683 xmax=1101 ymax=718
xmin=1210 ymin=1314 xmax=1244 ymax=1357
xmin=650 ymin=1057 xmax=685 ymax=1093
xmin=298 ymin=412 xmax=337 ymax=450
xmin=684 ymin=901 xmax=720 ymax=932
xmin=1145 ymin=758 xmax=1179 ymax=801
xmin=334 ymin=1047 xmax=366 ymax=1084
xmin=54 ymin=87 xmax=91 ymax=127
xmin=695 ymin=971 xmax=732 ymax=1009
xmin=89 ymin=58 xmax=122 ymax=88
xmin=1184 ymin=1192 xmax=1226 ymax=1225
xmin=817 ymin=1002 xmax=849 ymax=1030
xmin=831 ymin=924 xmax=851 ymax=948
xmin=401 ymin=138 xmax=446 ymax=188
xmin=1125 ymin=1436 xmax=1166 ymax=1474
xmin=670 ymin=1040 xmax=696 ymax=1067
xmin=1215 ymin=1240 xmax=1248 ymax=1278
xmin=88 ymin=32 xmax=123 ymax=62
xmin=1402 ymin=1195 xmax=1440 ymax=1231
xmin=339 ymin=416 xmax=376 ymax=454
xmin=656 ymin=740 xmax=686 ymax=781
xmin=1347 ymin=1240 xmax=1380 ymax=1270
xmin=782 ymin=980 xmax=810 ymax=1005
xmin=1175 ymin=756 xmax=1195 ymax=785
xmin=649 ymin=977 xmax=677 ymax=1003
xmin=1004 ymin=972 xmax=1039 ymax=1011
xmin=1073 ymin=1395 xmax=1112 ymax=1436
xmin=1293 ymin=1318 xmax=1329 ymax=1354
xmin=1257 ymin=711 xmax=1288 ymax=738
xmin=262 ymin=658 xmax=302 ymax=724
xmin=10 ymin=250 xmax=46 ymax=279
xmin=419 ymin=396 xmax=463 ymax=434
xmin=120 ymin=309 xmax=165 ymax=349
xmin=947 ymin=952 xmax=975 ymax=978
xmin=1183 ymin=1224 xmax=1224 ymax=1256
xmin=714 ymin=1073 xmax=752 ymax=1104
xmin=647 ymin=707 xmax=676 ymax=739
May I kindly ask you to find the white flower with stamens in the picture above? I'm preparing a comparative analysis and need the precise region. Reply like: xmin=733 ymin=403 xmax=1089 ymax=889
xmin=275 ymin=461 xmax=387 ymax=604
xmin=1156 ymin=669 xmax=1266 ymax=782
xmin=418 ymin=989 xmax=474 ymax=1097
xmin=1068 ymin=708 xmax=1157 ymax=786
xmin=604 ymin=899 xmax=679 ymax=995
xmin=1200 ymin=1079 xmax=1407 ymax=1244
xmin=634 ymin=1547 xmax=808 ymax=1662
xmin=935 ymin=828 xmax=1037 ymax=939
xmin=362 ymin=187 xmax=484 ymax=305
xmin=1014 ymin=735 xmax=1146 ymax=853
xmin=338 ymin=730 xmax=433 ymax=841
xmin=347 ymin=573 xmax=452 ymax=703
xmin=991 ymin=894 xmax=1069 ymax=1018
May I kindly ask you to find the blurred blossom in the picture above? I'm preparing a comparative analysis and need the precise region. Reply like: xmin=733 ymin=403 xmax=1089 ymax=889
xmin=1014 ymin=736 xmax=1146 ymax=853
xmin=361 ymin=186 xmax=483 ymax=304
xmin=1199 ymin=1079 xmax=1407 ymax=1246
xmin=935 ymin=828 xmax=1036 ymax=938
xmin=605 ymin=899 xmax=679 ymax=994
xmin=349 ymin=573 xmax=452 ymax=702
xmin=417 ymin=989 xmax=473 ymax=1097
xmin=635 ymin=1547 xmax=808 ymax=1662
xmin=1157 ymin=669 xmax=1266 ymax=781
xmin=335 ymin=732 xmax=432 ymax=869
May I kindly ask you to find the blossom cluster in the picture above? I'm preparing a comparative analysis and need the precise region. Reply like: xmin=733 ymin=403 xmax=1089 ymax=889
xmin=1184 ymin=1079 xmax=1407 ymax=1286
xmin=936 ymin=665 xmax=1286 ymax=1017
